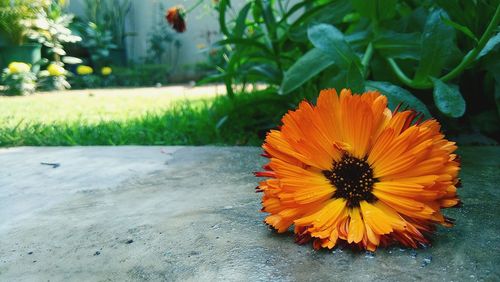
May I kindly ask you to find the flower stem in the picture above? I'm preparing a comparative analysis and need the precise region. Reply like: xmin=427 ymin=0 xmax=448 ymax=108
xmin=362 ymin=43 xmax=374 ymax=78
xmin=186 ymin=0 xmax=204 ymax=14
xmin=440 ymin=3 xmax=500 ymax=82
xmin=387 ymin=58 xmax=428 ymax=89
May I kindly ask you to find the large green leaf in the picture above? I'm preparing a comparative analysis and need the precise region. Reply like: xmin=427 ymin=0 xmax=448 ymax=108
xmin=414 ymin=9 xmax=456 ymax=83
xmin=365 ymin=81 xmax=432 ymax=118
xmin=373 ymin=31 xmax=421 ymax=60
xmin=431 ymin=78 xmax=466 ymax=118
xmin=280 ymin=48 xmax=334 ymax=94
xmin=307 ymin=24 xmax=361 ymax=69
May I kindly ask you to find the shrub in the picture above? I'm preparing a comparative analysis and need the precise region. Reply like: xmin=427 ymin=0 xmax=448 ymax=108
xmin=1 ymin=62 xmax=36 ymax=95
xmin=206 ymin=0 xmax=500 ymax=142
xmin=37 ymin=62 xmax=70 ymax=91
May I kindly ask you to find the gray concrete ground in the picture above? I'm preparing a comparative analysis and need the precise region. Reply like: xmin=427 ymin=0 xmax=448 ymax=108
xmin=0 ymin=146 xmax=499 ymax=281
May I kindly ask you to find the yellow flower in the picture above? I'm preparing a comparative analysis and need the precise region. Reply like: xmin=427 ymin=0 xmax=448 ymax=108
xmin=47 ymin=64 xmax=66 ymax=76
xmin=8 ymin=62 xmax=31 ymax=74
xmin=196 ymin=43 xmax=206 ymax=49
xmin=77 ymin=65 xmax=93 ymax=75
xmin=101 ymin=66 xmax=112 ymax=76
xmin=256 ymin=89 xmax=461 ymax=251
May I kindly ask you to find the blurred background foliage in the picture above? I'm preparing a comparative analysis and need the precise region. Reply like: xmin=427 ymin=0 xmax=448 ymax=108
xmin=1 ymin=0 xmax=500 ymax=146
xmin=203 ymin=0 xmax=500 ymax=144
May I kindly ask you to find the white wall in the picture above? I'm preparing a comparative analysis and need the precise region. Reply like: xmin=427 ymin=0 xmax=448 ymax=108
xmin=67 ymin=0 xmax=228 ymax=76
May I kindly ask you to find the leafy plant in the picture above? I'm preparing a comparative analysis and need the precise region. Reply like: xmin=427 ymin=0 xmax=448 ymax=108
xmin=67 ymin=64 xmax=172 ymax=89
xmin=69 ymin=72 xmax=101 ymax=89
xmin=0 ymin=0 xmax=46 ymax=45
xmin=24 ymin=2 xmax=81 ymax=60
xmin=104 ymin=64 xmax=172 ymax=87
xmin=72 ymin=21 xmax=117 ymax=66
xmin=83 ymin=0 xmax=133 ymax=49
xmin=1 ymin=62 xmax=37 ymax=95
xmin=208 ymin=0 xmax=500 ymax=142
xmin=37 ymin=62 xmax=71 ymax=91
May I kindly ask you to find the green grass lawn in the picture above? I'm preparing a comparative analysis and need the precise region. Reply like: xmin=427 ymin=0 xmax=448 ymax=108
xmin=0 ymin=88 xmax=217 ymax=146
xmin=0 ymin=87 xmax=288 ymax=146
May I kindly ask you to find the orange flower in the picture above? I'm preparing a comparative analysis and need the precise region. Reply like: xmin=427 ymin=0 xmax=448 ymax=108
xmin=166 ymin=6 xmax=186 ymax=33
xmin=256 ymin=89 xmax=461 ymax=251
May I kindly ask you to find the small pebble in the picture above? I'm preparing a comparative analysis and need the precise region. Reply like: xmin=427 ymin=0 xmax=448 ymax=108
xmin=27 ymin=251 xmax=33 ymax=255
xmin=421 ymin=256 xmax=432 ymax=267
xmin=126 ymin=239 xmax=134 ymax=244
xmin=94 ymin=251 xmax=100 ymax=256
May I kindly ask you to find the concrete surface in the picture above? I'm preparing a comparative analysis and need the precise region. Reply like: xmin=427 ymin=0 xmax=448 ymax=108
xmin=0 ymin=146 xmax=499 ymax=281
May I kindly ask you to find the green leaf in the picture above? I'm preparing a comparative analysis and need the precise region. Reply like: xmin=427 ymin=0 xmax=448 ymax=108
xmin=351 ymin=0 xmax=397 ymax=21
xmin=233 ymin=2 xmax=252 ymax=38
xmin=218 ymin=0 xmax=231 ymax=36
xmin=248 ymin=64 xmax=281 ymax=84
xmin=337 ymin=63 xmax=365 ymax=93
xmin=287 ymin=0 xmax=352 ymax=42
xmin=280 ymin=48 xmax=334 ymax=94
xmin=431 ymin=78 xmax=466 ymax=118
xmin=365 ymin=81 xmax=432 ymax=118
xmin=345 ymin=30 xmax=371 ymax=50
xmin=373 ymin=31 xmax=421 ymax=60
xmin=278 ymin=1 xmax=310 ymax=24
xmin=307 ymin=24 xmax=361 ymax=69
xmin=477 ymin=32 xmax=500 ymax=60
xmin=414 ymin=9 xmax=456 ymax=83
xmin=441 ymin=16 xmax=478 ymax=42
xmin=196 ymin=73 xmax=231 ymax=85
xmin=216 ymin=115 xmax=229 ymax=129
xmin=257 ymin=0 xmax=277 ymax=40
xmin=342 ymin=12 xmax=361 ymax=23
xmin=215 ymin=38 xmax=274 ymax=57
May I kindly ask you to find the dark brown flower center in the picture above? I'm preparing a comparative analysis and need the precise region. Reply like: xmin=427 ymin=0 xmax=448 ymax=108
xmin=323 ymin=154 xmax=378 ymax=207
